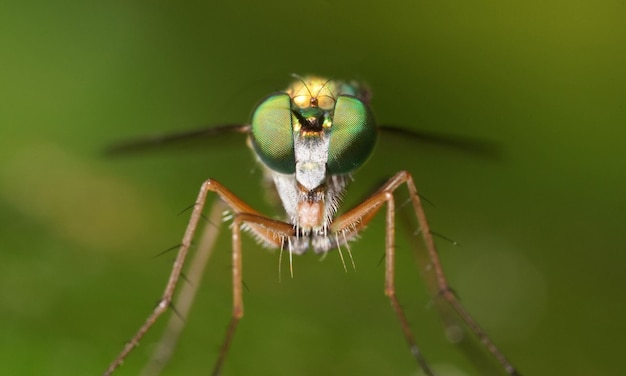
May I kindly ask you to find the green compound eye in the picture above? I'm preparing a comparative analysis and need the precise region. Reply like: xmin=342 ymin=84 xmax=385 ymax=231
xmin=250 ymin=93 xmax=296 ymax=174
xmin=327 ymin=95 xmax=378 ymax=174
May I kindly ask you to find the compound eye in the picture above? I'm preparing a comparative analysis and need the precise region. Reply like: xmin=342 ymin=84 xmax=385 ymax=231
xmin=327 ymin=95 xmax=377 ymax=174
xmin=250 ymin=93 xmax=296 ymax=174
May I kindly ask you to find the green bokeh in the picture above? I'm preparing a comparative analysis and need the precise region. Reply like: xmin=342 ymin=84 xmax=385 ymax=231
xmin=1 ymin=1 xmax=624 ymax=375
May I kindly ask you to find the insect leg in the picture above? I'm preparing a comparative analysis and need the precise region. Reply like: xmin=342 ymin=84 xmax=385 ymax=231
xmin=331 ymin=179 xmax=435 ymax=376
xmin=211 ymin=212 xmax=294 ymax=376
xmin=139 ymin=200 xmax=227 ymax=376
xmin=104 ymin=179 xmax=221 ymax=376
xmin=104 ymin=179 xmax=288 ymax=376
xmin=400 ymin=171 xmax=520 ymax=375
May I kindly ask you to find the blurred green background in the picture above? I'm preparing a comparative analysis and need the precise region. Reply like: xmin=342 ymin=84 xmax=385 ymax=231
xmin=1 ymin=1 xmax=624 ymax=375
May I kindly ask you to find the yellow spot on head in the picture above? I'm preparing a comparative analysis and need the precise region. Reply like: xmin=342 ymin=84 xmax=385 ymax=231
xmin=287 ymin=76 xmax=337 ymax=110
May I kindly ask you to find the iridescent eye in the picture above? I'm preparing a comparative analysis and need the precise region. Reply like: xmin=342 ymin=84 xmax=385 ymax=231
xmin=250 ymin=93 xmax=296 ymax=174
xmin=327 ymin=95 xmax=377 ymax=174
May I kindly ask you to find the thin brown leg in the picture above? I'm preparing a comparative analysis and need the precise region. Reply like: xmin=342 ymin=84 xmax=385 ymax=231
xmin=211 ymin=212 xmax=295 ymax=376
xmin=332 ymin=171 xmax=518 ymax=375
xmin=382 ymin=191 xmax=436 ymax=376
xmin=140 ymin=200 xmax=227 ymax=376
xmin=208 ymin=209 xmax=244 ymax=376
xmin=104 ymin=180 xmax=291 ymax=376
xmin=331 ymin=183 xmax=435 ymax=375
xmin=400 ymin=171 xmax=519 ymax=375
xmin=104 ymin=180 xmax=218 ymax=376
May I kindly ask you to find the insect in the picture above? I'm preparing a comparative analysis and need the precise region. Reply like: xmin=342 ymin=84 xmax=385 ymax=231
xmin=103 ymin=75 xmax=519 ymax=375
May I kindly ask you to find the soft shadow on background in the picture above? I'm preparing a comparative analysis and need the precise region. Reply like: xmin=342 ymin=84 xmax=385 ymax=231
xmin=1 ymin=1 xmax=624 ymax=375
